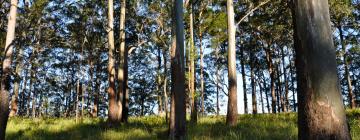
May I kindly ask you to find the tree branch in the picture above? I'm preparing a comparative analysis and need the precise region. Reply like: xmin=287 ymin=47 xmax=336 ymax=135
xmin=236 ymin=0 xmax=271 ymax=27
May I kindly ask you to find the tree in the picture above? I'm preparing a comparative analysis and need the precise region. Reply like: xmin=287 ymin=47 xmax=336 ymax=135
xmin=118 ymin=0 xmax=126 ymax=122
xmin=294 ymin=0 xmax=351 ymax=139
xmin=226 ymin=0 xmax=238 ymax=126
xmin=169 ymin=0 xmax=186 ymax=138
xmin=189 ymin=1 xmax=197 ymax=123
xmin=107 ymin=0 xmax=120 ymax=124
xmin=0 ymin=0 xmax=18 ymax=138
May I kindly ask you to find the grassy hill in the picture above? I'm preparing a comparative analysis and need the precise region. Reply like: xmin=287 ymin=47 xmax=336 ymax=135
xmin=6 ymin=110 xmax=360 ymax=140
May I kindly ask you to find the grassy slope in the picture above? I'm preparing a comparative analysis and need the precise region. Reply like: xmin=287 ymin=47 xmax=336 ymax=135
xmin=6 ymin=110 xmax=360 ymax=140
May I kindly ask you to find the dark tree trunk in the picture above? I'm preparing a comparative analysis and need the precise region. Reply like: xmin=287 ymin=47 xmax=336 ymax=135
xmin=250 ymin=49 xmax=257 ymax=114
xmin=240 ymin=44 xmax=248 ymax=114
xmin=294 ymin=0 xmax=351 ymax=139
xmin=265 ymin=47 xmax=276 ymax=113
xmin=169 ymin=0 xmax=186 ymax=138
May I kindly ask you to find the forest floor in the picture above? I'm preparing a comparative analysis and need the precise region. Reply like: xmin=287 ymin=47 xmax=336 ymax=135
xmin=6 ymin=109 xmax=360 ymax=140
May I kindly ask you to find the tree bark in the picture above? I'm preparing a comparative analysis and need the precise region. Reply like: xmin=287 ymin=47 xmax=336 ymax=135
xmin=189 ymin=3 xmax=197 ymax=123
xmin=281 ymin=47 xmax=289 ymax=112
xmin=250 ymin=47 xmax=257 ymax=114
xmin=9 ymin=47 xmax=24 ymax=117
xmin=215 ymin=47 xmax=220 ymax=116
xmin=169 ymin=0 xmax=186 ymax=138
xmin=157 ymin=47 xmax=164 ymax=116
xmin=0 ymin=0 xmax=18 ymax=138
xmin=107 ymin=0 xmax=120 ymax=124
xmin=265 ymin=47 xmax=276 ymax=113
xmin=240 ymin=43 xmax=248 ymax=114
xmin=226 ymin=0 xmax=238 ymax=126
xmin=162 ymin=50 xmax=169 ymax=123
xmin=199 ymin=7 xmax=205 ymax=117
xmin=294 ymin=0 xmax=351 ymax=139
xmin=118 ymin=0 xmax=127 ymax=122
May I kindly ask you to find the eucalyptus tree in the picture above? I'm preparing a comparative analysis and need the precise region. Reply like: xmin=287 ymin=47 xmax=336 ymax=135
xmin=0 ymin=0 xmax=18 ymax=138
xmin=169 ymin=0 xmax=186 ymax=138
xmin=294 ymin=0 xmax=351 ymax=139
xmin=107 ymin=0 xmax=121 ymax=124
xmin=226 ymin=0 xmax=238 ymax=126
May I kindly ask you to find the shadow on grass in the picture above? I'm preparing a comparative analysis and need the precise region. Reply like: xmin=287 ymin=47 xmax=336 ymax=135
xmin=6 ymin=118 xmax=168 ymax=140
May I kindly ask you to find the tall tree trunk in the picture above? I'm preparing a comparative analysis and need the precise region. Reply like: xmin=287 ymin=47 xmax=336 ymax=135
xmin=0 ymin=0 xmax=18 ymax=138
xmin=92 ymin=66 xmax=100 ymax=118
xmin=281 ymin=47 xmax=289 ymax=112
xmin=289 ymin=52 xmax=297 ymax=111
xmin=189 ymin=3 xmax=197 ymax=123
xmin=226 ymin=0 xmax=238 ymax=126
xmin=240 ymin=43 xmax=248 ymax=114
xmin=122 ymin=47 xmax=129 ymax=122
xmin=259 ymin=78 xmax=265 ymax=114
xmin=19 ymin=69 xmax=28 ymax=116
xmin=10 ymin=47 xmax=24 ymax=117
xmin=199 ymin=8 xmax=205 ymax=116
xmin=250 ymin=48 xmax=257 ymax=114
xmin=276 ymin=63 xmax=284 ymax=112
xmin=265 ymin=48 xmax=276 ymax=113
xmin=294 ymin=0 xmax=351 ymax=139
xmin=162 ymin=51 xmax=168 ymax=123
xmin=118 ymin=0 xmax=127 ymax=122
xmin=263 ymin=72 xmax=271 ymax=113
xmin=107 ymin=0 xmax=119 ymax=124
xmin=215 ymin=47 xmax=220 ymax=116
xmin=26 ymin=70 xmax=32 ymax=117
xmin=338 ymin=25 xmax=355 ymax=108
xmin=169 ymin=0 xmax=186 ymax=138
xmin=31 ymin=68 xmax=36 ymax=118
xmin=76 ymin=81 xmax=80 ymax=122
xmin=157 ymin=47 xmax=164 ymax=116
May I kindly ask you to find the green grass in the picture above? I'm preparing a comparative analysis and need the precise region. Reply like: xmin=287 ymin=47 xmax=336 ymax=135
xmin=6 ymin=110 xmax=360 ymax=140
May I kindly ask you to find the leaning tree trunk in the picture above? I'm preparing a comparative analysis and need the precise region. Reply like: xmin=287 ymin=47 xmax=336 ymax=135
xmin=107 ymin=0 xmax=119 ymax=124
xmin=169 ymin=0 xmax=186 ymax=138
xmin=0 ymin=0 xmax=18 ymax=138
xmin=226 ymin=0 xmax=238 ymax=126
xmin=294 ymin=0 xmax=351 ymax=139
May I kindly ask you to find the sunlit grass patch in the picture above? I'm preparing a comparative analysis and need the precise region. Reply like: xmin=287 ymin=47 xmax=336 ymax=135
xmin=5 ymin=111 xmax=360 ymax=140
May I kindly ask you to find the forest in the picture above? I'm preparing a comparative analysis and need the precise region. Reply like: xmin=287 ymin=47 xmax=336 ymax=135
xmin=0 ymin=0 xmax=360 ymax=139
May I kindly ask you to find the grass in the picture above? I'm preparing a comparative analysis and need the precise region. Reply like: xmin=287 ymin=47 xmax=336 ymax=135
xmin=6 ymin=110 xmax=360 ymax=140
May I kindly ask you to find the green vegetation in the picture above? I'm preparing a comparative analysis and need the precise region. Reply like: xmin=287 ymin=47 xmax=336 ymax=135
xmin=6 ymin=110 xmax=360 ymax=140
